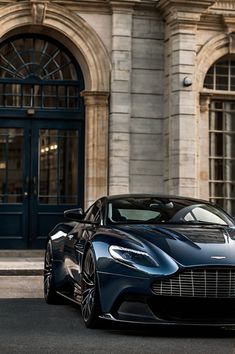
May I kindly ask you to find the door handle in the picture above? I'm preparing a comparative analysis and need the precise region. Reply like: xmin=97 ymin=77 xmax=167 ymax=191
xmin=24 ymin=176 xmax=29 ymax=198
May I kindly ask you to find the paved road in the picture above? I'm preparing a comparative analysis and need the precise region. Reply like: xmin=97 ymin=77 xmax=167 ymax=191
xmin=0 ymin=276 xmax=235 ymax=354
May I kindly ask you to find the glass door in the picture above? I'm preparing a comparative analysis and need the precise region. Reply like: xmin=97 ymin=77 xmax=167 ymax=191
xmin=0 ymin=120 xmax=30 ymax=248
xmin=0 ymin=119 xmax=84 ymax=249
xmin=30 ymin=121 xmax=84 ymax=248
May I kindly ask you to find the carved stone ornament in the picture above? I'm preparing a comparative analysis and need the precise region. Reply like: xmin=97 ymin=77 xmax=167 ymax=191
xmin=228 ymin=33 xmax=235 ymax=54
xmin=30 ymin=0 xmax=48 ymax=25
xmin=200 ymin=93 xmax=212 ymax=113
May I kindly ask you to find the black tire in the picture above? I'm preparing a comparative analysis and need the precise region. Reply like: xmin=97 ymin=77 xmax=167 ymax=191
xmin=44 ymin=240 xmax=60 ymax=304
xmin=81 ymin=248 xmax=101 ymax=328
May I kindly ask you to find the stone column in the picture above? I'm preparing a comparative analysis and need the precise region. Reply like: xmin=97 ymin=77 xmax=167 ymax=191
xmin=81 ymin=91 xmax=109 ymax=207
xmin=168 ymin=19 xmax=198 ymax=197
xmin=109 ymin=1 xmax=133 ymax=194
xmin=198 ymin=93 xmax=211 ymax=199
xmin=158 ymin=0 xmax=215 ymax=197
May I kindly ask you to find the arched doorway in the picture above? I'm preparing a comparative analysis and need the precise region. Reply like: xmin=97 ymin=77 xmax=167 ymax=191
xmin=0 ymin=34 xmax=85 ymax=249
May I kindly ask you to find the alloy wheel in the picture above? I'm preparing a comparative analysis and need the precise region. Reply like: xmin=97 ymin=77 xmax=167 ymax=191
xmin=81 ymin=249 xmax=100 ymax=327
xmin=43 ymin=241 xmax=59 ymax=303
xmin=44 ymin=242 xmax=53 ymax=300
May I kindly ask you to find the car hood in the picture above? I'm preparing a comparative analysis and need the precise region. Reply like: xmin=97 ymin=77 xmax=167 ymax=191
xmin=114 ymin=224 xmax=235 ymax=267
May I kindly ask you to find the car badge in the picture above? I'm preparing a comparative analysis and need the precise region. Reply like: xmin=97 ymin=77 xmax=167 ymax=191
xmin=211 ymin=256 xmax=226 ymax=260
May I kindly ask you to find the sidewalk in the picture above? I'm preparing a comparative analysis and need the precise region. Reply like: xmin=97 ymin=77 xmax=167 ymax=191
xmin=0 ymin=250 xmax=44 ymax=298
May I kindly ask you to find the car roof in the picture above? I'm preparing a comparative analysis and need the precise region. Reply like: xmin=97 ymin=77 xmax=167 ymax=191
xmin=104 ymin=194 xmax=210 ymax=204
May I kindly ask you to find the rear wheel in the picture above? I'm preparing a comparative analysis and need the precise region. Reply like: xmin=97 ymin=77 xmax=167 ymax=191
xmin=81 ymin=248 xmax=101 ymax=328
xmin=44 ymin=241 xmax=60 ymax=304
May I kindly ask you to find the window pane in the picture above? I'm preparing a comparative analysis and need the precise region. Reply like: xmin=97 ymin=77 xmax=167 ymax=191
xmin=0 ymin=35 xmax=83 ymax=110
xmin=204 ymin=57 xmax=233 ymax=92
xmin=213 ymin=101 xmax=223 ymax=109
xmin=209 ymin=100 xmax=235 ymax=216
xmin=216 ymin=75 xmax=228 ymax=90
xmin=0 ymin=128 xmax=24 ymax=203
xmin=204 ymin=75 xmax=213 ymax=89
xmin=216 ymin=64 xmax=228 ymax=76
xmin=209 ymin=132 xmax=223 ymax=156
xmin=231 ymin=61 xmax=235 ymax=75
xmin=39 ymin=129 xmax=79 ymax=205
xmin=210 ymin=159 xmax=223 ymax=180
xmin=231 ymin=77 xmax=235 ymax=91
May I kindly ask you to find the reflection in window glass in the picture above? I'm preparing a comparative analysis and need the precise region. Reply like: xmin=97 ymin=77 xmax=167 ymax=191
xmin=0 ymin=35 xmax=83 ymax=110
xmin=0 ymin=128 xmax=24 ymax=203
xmin=107 ymin=198 xmax=233 ymax=226
xmin=209 ymin=101 xmax=235 ymax=215
xmin=204 ymin=56 xmax=235 ymax=91
xmin=39 ymin=129 xmax=79 ymax=205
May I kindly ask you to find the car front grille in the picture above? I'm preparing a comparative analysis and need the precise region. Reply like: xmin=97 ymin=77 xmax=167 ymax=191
xmin=152 ymin=268 xmax=235 ymax=298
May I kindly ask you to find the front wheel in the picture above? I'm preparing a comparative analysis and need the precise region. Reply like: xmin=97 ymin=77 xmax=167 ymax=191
xmin=81 ymin=248 xmax=101 ymax=328
xmin=44 ymin=241 xmax=60 ymax=304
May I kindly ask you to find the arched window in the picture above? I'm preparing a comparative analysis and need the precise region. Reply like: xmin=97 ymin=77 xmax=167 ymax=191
xmin=204 ymin=56 xmax=235 ymax=214
xmin=0 ymin=35 xmax=84 ymax=110
xmin=204 ymin=56 xmax=235 ymax=91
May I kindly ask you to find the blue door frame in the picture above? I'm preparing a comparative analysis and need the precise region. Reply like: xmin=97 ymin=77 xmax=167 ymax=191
xmin=0 ymin=117 xmax=84 ymax=249
xmin=0 ymin=33 xmax=85 ymax=249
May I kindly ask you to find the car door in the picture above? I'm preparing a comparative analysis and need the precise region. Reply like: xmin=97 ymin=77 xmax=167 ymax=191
xmin=64 ymin=200 xmax=103 ymax=286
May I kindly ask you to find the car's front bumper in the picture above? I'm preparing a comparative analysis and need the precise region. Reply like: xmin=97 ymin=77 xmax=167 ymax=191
xmin=97 ymin=270 xmax=235 ymax=326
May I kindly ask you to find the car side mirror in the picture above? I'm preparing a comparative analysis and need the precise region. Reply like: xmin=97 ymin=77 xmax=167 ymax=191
xmin=64 ymin=208 xmax=85 ymax=221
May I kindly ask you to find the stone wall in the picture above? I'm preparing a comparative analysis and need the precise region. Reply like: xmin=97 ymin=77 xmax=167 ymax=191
xmin=130 ymin=12 xmax=164 ymax=194
xmin=2 ymin=0 xmax=235 ymax=205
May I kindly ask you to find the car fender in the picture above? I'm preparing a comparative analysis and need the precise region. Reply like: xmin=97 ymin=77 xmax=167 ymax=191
xmin=48 ymin=221 xmax=77 ymax=290
xmin=89 ymin=232 xmax=179 ymax=314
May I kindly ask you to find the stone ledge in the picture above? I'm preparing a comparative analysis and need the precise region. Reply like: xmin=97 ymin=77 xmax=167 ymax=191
xmin=0 ymin=253 xmax=44 ymax=276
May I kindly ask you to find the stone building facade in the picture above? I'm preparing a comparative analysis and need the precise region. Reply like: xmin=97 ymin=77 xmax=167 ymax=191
xmin=0 ymin=0 xmax=235 ymax=248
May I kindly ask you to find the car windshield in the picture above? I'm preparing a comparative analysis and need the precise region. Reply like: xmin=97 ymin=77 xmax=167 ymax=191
xmin=106 ymin=197 xmax=234 ymax=226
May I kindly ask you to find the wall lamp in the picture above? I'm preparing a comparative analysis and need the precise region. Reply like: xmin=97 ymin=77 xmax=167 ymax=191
xmin=183 ymin=77 xmax=192 ymax=87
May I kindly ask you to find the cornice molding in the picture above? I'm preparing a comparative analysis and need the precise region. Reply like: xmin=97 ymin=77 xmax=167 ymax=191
xmin=0 ymin=0 xmax=159 ymax=9
xmin=199 ymin=13 xmax=224 ymax=30
xmin=157 ymin=0 xmax=216 ymax=24
xmin=0 ymin=0 xmax=17 ymax=4
xmin=212 ymin=1 xmax=235 ymax=11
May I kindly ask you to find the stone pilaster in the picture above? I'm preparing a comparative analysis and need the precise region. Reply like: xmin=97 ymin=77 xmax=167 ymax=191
xmin=157 ymin=0 xmax=214 ymax=197
xmin=109 ymin=1 xmax=133 ymax=194
xmin=81 ymin=91 xmax=109 ymax=207
xmin=198 ymin=93 xmax=212 ymax=199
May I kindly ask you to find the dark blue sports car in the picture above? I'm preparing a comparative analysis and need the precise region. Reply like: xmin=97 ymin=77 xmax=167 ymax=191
xmin=44 ymin=194 xmax=235 ymax=328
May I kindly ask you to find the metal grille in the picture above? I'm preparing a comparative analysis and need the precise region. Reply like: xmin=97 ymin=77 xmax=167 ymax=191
xmin=152 ymin=268 xmax=235 ymax=298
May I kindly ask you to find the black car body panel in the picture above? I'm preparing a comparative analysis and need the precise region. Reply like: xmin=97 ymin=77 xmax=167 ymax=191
xmin=44 ymin=194 xmax=235 ymax=327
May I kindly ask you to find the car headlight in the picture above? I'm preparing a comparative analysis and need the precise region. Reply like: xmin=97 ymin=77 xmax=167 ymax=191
xmin=109 ymin=245 xmax=159 ymax=269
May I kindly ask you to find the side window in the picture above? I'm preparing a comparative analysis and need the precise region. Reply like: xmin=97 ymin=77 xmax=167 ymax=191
xmin=85 ymin=201 xmax=101 ymax=223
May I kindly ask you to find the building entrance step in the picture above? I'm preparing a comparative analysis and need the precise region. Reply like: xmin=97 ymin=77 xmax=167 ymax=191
xmin=0 ymin=250 xmax=44 ymax=258
xmin=0 ymin=250 xmax=44 ymax=276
